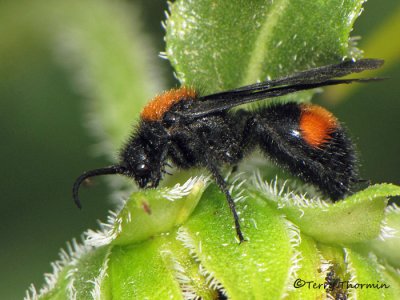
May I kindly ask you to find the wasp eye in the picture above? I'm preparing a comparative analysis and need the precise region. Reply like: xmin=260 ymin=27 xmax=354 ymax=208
xmin=163 ymin=111 xmax=178 ymax=127
xmin=135 ymin=163 xmax=150 ymax=175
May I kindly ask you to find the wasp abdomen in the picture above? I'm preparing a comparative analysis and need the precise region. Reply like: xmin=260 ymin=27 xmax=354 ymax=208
xmin=249 ymin=103 xmax=358 ymax=200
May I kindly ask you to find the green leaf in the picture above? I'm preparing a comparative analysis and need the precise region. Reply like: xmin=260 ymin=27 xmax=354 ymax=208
xmin=108 ymin=238 xmax=183 ymax=300
xmin=85 ymin=177 xmax=208 ymax=246
xmin=251 ymin=183 xmax=400 ymax=244
xmin=27 ymin=180 xmax=400 ymax=299
xmin=362 ymin=204 xmax=400 ymax=268
xmin=160 ymin=233 xmax=219 ymax=300
xmin=178 ymin=185 xmax=297 ymax=299
xmin=166 ymin=0 xmax=364 ymax=95
xmin=379 ymin=264 xmax=400 ymax=297
xmin=108 ymin=232 xmax=218 ymax=299
xmin=36 ymin=242 xmax=111 ymax=300
xmin=285 ymin=234 xmax=325 ymax=300
xmin=66 ymin=246 xmax=112 ymax=300
xmin=345 ymin=249 xmax=393 ymax=299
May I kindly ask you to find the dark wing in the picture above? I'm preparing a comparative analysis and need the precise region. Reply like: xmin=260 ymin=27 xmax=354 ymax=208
xmin=184 ymin=59 xmax=383 ymax=118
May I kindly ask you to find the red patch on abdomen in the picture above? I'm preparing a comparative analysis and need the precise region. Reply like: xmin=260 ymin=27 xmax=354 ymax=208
xmin=141 ymin=87 xmax=197 ymax=121
xmin=299 ymin=104 xmax=338 ymax=147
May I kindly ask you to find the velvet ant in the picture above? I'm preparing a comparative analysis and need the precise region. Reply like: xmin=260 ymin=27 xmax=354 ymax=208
xmin=73 ymin=59 xmax=383 ymax=242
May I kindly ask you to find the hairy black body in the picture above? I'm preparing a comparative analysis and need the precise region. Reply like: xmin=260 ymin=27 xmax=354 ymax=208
xmin=127 ymin=103 xmax=356 ymax=199
xmin=73 ymin=59 xmax=383 ymax=242
xmin=249 ymin=104 xmax=357 ymax=199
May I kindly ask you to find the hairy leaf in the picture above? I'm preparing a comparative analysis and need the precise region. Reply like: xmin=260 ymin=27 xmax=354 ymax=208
xmin=166 ymin=0 xmax=364 ymax=95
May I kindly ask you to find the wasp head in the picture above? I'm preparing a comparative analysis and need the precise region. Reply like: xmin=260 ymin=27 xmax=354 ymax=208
xmin=120 ymin=122 xmax=168 ymax=189
xmin=121 ymin=144 xmax=159 ymax=188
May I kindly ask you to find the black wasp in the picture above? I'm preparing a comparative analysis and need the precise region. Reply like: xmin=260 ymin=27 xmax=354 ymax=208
xmin=73 ymin=59 xmax=383 ymax=242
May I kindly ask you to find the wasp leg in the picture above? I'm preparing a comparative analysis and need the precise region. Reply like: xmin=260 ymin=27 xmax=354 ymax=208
xmin=206 ymin=160 xmax=245 ymax=243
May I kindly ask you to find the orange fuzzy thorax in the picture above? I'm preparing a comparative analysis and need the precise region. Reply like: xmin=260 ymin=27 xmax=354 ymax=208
xmin=299 ymin=104 xmax=338 ymax=147
xmin=140 ymin=87 xmax=197 ymax=121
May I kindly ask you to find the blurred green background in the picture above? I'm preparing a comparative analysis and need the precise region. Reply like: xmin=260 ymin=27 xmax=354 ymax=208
xmin=0 ymin=0 xmax=399 ymax=299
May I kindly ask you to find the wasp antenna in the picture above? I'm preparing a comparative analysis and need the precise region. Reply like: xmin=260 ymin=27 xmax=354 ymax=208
xmin=72 ymin=165 xmax=126 ymax=209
